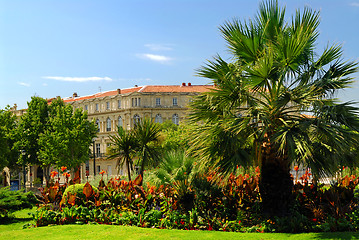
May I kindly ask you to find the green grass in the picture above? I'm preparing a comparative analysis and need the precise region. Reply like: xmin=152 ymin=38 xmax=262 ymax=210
xmin=1 ymin=208 xmax=359 ymax=240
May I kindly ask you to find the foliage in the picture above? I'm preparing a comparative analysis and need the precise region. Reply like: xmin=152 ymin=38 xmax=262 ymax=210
xmin=0 ymin=106 xmax=18 ymax=170
xmin=107 ymin=127 xmax=138 ymax=181
xmin=159 ymin=122 xmax=192 ymax=151
xmin=30 ymin=169 xmax=359 ymax=233
xmin=16 ymin=96 xmax=49 ymax=166
xmin=38 ymin=97 xmax=97 ymax=169
xmin=0 ymin=187 xmax=38 ymax=219
xmin=133 ymin=118 xmax=162 ymax=183
xmin=61 ymin=183 xmax=99 ymax=207
xmin=189 ymin=0 xmax=359 ymax=217
xmin=146 ymin=149 xmax=197 ymax=187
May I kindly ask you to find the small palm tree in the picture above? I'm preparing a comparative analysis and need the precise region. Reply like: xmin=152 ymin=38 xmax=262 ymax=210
xmin=133 ymin=118 xmax=161 ymax=184
xmin=189 ymin=0 xmax=359 ymax=216
xmin=147 ymin=149 xmax=196 ymax=187
xmin=107 ymin=127 xmax=137 ymax=181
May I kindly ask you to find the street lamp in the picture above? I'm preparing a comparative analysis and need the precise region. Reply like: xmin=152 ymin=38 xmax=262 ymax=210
xmin=20 ymin=150 xmax=26 ymax=191
xmin=93 ymin=139 xmax=96 ymax=177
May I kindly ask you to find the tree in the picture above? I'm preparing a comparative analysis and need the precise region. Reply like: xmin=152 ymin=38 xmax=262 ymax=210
xmin=38 ymin=98 xmax=97 ymax=171
xmin=189 ymin=0 xmax=359 ymax=217
xmin=0 ymin=107 xmax=17 ymax=171
xmin=16 ymin=96 xmax=49 ymax=172
xmin=159 ymin=122 xmax=192 ymax=152
xmin=107 ymin=127 xmax=137 ymax=181
xmin=146 ymin=149 xmax=196 ymax=187
xmin=133 ymin=118 xmax=161 ymax=184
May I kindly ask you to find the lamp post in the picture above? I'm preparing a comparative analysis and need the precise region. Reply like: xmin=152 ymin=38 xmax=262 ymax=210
xmin=20 ymin=150 xmax=26 ymax=191
xmin=93 ymin=139 xmax=96 ymax=177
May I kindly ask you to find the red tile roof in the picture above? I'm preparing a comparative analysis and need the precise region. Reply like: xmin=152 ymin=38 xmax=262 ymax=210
xmin=63 ymin=85 xmax=213 ymax=103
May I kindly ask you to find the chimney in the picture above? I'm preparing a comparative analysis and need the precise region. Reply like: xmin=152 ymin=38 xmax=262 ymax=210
xmin=134 ymin=85 xmax=138 ymax=87
xmin=181 ymin=82 xmax=186 ymax=86
xmin=73 ymin=92 xmax=78 ymax=98
xmin=188 ymin=82 xmax=192 ymax=86
xmin=117 ymin=89 xmax=121 ymax=94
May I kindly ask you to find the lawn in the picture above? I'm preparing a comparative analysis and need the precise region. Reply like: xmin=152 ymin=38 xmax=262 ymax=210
xmin=1 ymin=208 xmax=359 ymax=240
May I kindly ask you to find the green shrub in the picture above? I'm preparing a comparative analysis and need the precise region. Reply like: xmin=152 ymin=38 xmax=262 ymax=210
xmin=0 ymin=187 xmax=38 ymax=218
xmin=62 ymin=184 xmax=99 ymax=206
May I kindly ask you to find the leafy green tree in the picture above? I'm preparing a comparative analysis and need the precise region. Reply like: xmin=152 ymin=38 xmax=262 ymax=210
xmin=16 ymin=96 xmax=49 ymax=167
xmin=38 ymin=98 xmax=97 ymax=171
xmin=189 ymin=0 xmax=359 ymax=217
xmin=133 ymin=118 xmax=161 ymax=184
xmin=0 ymin=107 xmax=17 ymax=171
xmin=159 ymin=122 xmax=192 ymax=152
xmin=107 ymin=127 xmax=137 ymax=181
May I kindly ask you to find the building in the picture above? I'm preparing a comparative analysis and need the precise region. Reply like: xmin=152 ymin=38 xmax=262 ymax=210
xmin=60 ymin=83 xmax=212 ymax=181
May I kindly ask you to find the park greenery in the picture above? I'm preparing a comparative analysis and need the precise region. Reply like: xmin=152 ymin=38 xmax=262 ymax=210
xmin=0 ymin=96 xmax=97 ymax=183
xmin=2 ymin=0 xmax=359 ymax=235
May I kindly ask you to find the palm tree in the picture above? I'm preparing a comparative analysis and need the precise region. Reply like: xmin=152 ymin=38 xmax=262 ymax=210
xmin=147 ymin=149 xmax=197 ymax=187
xmin=107 ymin=127 xmax=137 ymax=181
xmin=133 ymin=118 xmax=161 ymax=184
xmin=189 ymin=0 xmax=359 ymax=217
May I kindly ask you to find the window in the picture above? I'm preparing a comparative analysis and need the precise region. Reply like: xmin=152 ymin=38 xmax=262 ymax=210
xmin=96 ymin=165 xmax=101 ymax=174
xmin=133 ymin=114 xmax=141 ymax=127
xmin=172 ymin=114 xmax=179 ymax=125
xmin=106 ymin=102 xmax=110 ymax=110
xmin=118 ymin=116 xmax=123 ymax=128
xmin=156 ymin=98 xmax=161 ymax=106
xmin=95 ymin=119 xmax=100 ymax=132
xmin=96 ymin=143 xmax=101 ymax=157
xmin=95 ymin=103 xmax=99 ymax=111
xmin=118 ymin=100 xmax=121 ymax=109
xmin=84 ymin=105 xmax=88 ymax=111
xmin=132 ymin=98 xmax=141 ymax=107
xmin=173 ymin=97 xmax=178 ymax=106
xmin=106 ymin=118 xmax=111 ymax=132
xmin=155 ymin=114 xmax=162 ymax=123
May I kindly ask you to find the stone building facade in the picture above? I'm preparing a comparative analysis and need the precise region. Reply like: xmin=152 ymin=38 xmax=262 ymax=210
xmin=61 ymin=83 xmax=213 ymax=181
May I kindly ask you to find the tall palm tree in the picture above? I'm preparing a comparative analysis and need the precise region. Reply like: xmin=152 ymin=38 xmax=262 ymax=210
xmin=133 ymin=118 xmax=161 ymax=184
xmin=189 ymin=0 xmax=359 ymax=217
xmin=107 ymin=127 xmax=137 ymax=181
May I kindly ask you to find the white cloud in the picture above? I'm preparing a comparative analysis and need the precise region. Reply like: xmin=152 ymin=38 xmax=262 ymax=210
xmin=144 ymin=44 xmax=174 ymax=51
xmin=18 ymin=82 xmax=30 ymax=87
xmin=350 ymin=2 xmax=359 ymax=7
xmin=137 ymin=53 xmax=173 ymax=63
xmin=42 ymin=76 xmax=112 ymax=82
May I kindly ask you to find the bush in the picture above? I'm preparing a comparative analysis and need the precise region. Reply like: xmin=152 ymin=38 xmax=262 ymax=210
xmin=0 ymin=187 xmax=38 ymax=218
xmin=61 ymin=183 xmax=99 ymax=207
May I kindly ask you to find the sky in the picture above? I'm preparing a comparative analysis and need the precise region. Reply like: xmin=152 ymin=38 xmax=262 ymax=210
xmin=0 ymin=0 xmax=359 ymax=109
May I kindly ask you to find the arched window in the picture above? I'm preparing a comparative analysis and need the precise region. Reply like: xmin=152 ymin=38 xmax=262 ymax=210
xmin=118 ymin=116 xmax=123 ymax=128
xmin=106 ymin=117 xmax=111 ymax=132
xmin=95 ymin=119 xmax=100 ymax=132
xmin=133 ymin=114 xmax=141 ymax=127
xmin=155 ymin=114 xmax=162 ymax=123
xmin=172 ymin=114 xmax=179 ymax=125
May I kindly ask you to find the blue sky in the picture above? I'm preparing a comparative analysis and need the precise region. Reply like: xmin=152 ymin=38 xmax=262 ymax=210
xmin=1 ymin=0 xmax=358 ymax=109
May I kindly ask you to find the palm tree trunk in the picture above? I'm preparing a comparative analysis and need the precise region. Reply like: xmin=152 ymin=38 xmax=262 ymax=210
xmin=259 ymin=145 xmax=293 ymax=217
xmin=126 ymin=157 xmax=131 ymax=182
xmin=139 ymin=148 xmax=146 ymax=186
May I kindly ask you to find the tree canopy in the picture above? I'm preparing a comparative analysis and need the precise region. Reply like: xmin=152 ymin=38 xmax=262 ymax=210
xmin=38 ymin=97 xmax=97 ymax=169
xmin=0 ymin=107 xmax=17 ymax=170
xmin=189 ymin=0 xmax=359 ymax=216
